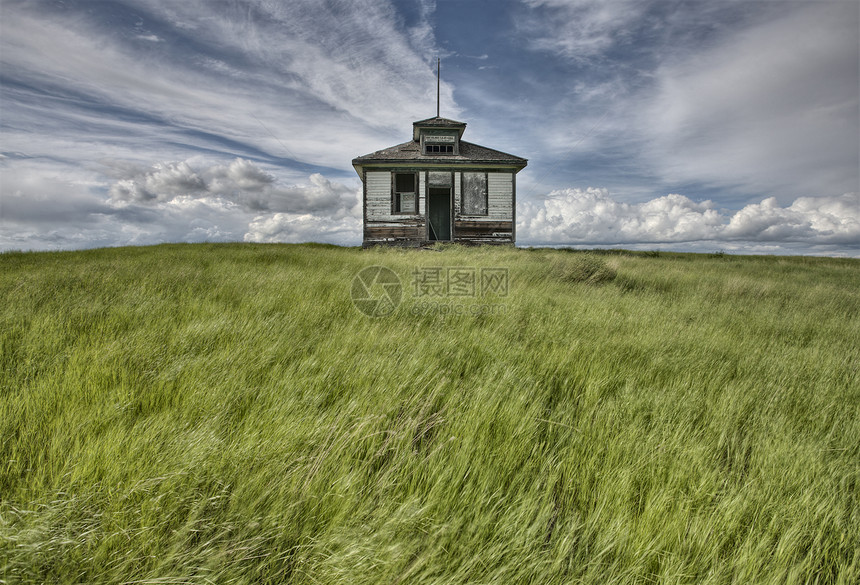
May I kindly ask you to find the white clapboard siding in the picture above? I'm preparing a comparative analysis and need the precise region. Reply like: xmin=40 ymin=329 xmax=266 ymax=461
xmin=366 ymin=171 xmax=393 ymax=219
xmin=418 ymin=172 xmax=426 ymax=216
xmin=488 ymin=173 xmax=513 ymax=220
xmin=453 ymin=172 xmax=462 ymax=214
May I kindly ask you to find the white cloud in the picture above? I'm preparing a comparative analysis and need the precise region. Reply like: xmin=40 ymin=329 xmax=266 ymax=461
xmin=3 ymin=155 xmax=856 ymax=254
xmin=724 ymin=194 xmax=860 ymax=244
xmin=1 ymin=155 xmax=361 ymax=250
xmin=0 ymin=0 xmax=451 ymax=171
xmin=514 ymin=1 xmax=858 ymax=202
xmin=1 ymin=168 xmax=109 ymax=224
xmin=109 ymin=161 xmax=207 ymax=202
xmin=519 ymin=189 xmax=723 ymax=244
xmin=244 ymin=213 xmax=361 ymax=246
xmin=520 ymin=0 xmax=645 ymax=58
xmin=108 ymin=158 xmax=360 ymax=217
xmin=642 ymin=2 xmax=859 ymax=198
xmin=407 ymin=0 xmax=439 ymax=57
xmin=518 ymin=189 xmax=860 ymax=248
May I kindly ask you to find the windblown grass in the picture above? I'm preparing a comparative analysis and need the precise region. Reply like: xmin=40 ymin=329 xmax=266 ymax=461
xmin=1 ymin=243 xmax=858 ymax=584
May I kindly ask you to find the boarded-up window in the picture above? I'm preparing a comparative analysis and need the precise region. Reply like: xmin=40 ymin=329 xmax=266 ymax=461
xmin=428 ymin=171 xmax=452 ymax=187
xmin=393 ymin=172 xmax=417 ymax=214
xmin=462 ymin=172 xmax=487 ymax=215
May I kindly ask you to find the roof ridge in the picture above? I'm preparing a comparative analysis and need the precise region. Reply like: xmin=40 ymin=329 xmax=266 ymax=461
xmin=352 ymin=138 xmax=527 ymax=165
xmin=413 ymin=116 xmax=466 ymax=126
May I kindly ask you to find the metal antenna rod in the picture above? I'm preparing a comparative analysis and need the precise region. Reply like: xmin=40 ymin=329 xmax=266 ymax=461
xmin=436 ymin=57 xmax=440 ymax=118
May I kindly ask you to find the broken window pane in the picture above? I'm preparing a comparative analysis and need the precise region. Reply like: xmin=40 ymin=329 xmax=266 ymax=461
xmin=395 ymin=173 xmax=415 ymax=193
xmin=393 ymin=172 xmax=417 ymax=214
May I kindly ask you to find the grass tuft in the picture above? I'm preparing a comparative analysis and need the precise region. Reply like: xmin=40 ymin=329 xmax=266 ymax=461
xmin=550 ymin=253 xmax=617 ymax=284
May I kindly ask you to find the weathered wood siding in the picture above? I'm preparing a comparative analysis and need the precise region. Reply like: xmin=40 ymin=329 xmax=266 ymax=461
xmin=454 ymin=220 xmax=514 ymax=243
xmin=364 ymin=170 xmax=425 ymax=246
xmin=487 ymin=172 xmax=513 ymax=221
xmin=365 ymin=171 xmax=392 ymax=220
xmin=428 ymin=171 xmax=452 ymax=187
xmin=453 ymin=172 xmax=462 ymax=215
xmin=418 ymin=172 xmax=426 ymax=216
xmin=363 ymin=169 xmax=515 ymax=246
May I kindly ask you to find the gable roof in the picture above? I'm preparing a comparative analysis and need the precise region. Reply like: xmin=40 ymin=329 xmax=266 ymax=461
xmin=412 ymin=116 xmax=467 ymax=140
xmin=413 ymin=116 xmax=466 ymax=127
xmin=352 ymin=139 xmax=527 ymax=168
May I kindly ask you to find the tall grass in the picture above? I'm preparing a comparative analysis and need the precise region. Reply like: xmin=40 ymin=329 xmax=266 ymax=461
xmin=1 ymin=243 xmax=858 ymax=584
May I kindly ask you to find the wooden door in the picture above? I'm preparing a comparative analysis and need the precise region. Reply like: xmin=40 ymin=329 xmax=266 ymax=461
xmin=428 ymin=187 xmax=451 ymax=241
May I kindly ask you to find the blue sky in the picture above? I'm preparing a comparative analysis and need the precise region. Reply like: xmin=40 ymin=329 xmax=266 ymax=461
xmin=1 ymin=0 xmax=858 ymax=255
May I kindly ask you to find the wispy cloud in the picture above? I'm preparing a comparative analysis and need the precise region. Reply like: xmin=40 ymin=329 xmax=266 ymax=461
xmin=519 ymin=0 xmax=646 ymax=59
xmin=641 ymin=2 xmax=860 ymax=200
xmin=0 ymin=0 xmax=449 ymax=168
xmin=515 ymin=0 xmax=858 ymax=204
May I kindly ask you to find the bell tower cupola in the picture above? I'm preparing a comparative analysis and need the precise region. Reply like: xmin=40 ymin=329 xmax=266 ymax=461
xmin=412 ymin=117 xmax=467 ymax=156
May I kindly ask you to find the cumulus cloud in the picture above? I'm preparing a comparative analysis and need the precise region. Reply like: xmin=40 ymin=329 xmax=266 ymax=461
xmin=520 ymin=189 xmax=721 ymax=244
xmin=244 ymin=213 xmax=361 ymax=246
xmin=0 ymin=188 xmax=250 ymax=252
xmin=108 ymin=158 xmax=360 ymax=216
xmin=99 ymin=157 xmax=362 ymax=247
xmin=724 ymin=195 xmax=860 ymax=244
xmin=518 ymin=189 xmax=860 ymax=247
xmin=1 ymin=155 xmax=361 ymax=251
xmin=109 ymin=162 xmax=207 ymax=202
xmin=208 ymin=159 xmax=275 ymax=193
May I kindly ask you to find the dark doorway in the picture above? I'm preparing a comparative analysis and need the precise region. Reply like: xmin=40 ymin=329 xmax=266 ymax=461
xmin=428 ymin=187 xmax=451 ymax=241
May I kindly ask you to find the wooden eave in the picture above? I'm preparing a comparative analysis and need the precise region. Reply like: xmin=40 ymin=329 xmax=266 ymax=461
xmin=353 ymin=140 xmax=527 ymax=177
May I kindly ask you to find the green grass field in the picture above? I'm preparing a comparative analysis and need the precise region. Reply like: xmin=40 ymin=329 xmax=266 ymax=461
xmin=1 ymin=243 xmax=858 ymax=584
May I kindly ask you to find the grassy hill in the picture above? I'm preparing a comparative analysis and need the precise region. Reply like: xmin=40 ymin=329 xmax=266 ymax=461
xmin=1 ymin=243 xmax=858 ymax=584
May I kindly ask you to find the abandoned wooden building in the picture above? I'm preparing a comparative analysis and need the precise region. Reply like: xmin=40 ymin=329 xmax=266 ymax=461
xmin=352 ymin=116 xmax=527 ymax=246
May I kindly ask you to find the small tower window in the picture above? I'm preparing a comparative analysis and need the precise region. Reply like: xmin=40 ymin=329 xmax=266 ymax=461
xmin=425 ymin=144 xmax=454 ymax=154
xmin=422 ymin=133 xmax=457 ymax=155
xmin=392 ymin=172 xmax=417 ymax=214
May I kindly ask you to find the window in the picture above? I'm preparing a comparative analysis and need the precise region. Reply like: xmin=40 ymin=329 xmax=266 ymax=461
xmin=425 ymin=144 xmax=454 ymax=154
xmin=423 ymin=134 xmax=456 ymax=155
xmin=462 ymin=172 xmax=487 ymax=215
xmin=393 ymin=172 xmax=417 ymax=214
